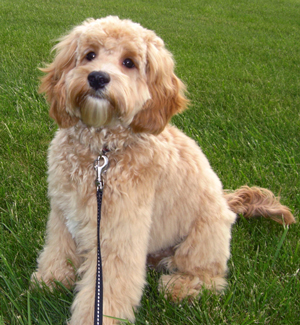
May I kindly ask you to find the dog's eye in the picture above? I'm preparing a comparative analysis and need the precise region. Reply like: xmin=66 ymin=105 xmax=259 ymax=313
xmin=86 ymin=52 xmax=96 ymax=61
xmin=122 ymin=58 xmax=135 ymax=69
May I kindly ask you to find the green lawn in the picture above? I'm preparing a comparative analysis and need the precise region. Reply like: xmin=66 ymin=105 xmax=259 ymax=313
xmin=0 ymin=0 xmax=299 ymax=324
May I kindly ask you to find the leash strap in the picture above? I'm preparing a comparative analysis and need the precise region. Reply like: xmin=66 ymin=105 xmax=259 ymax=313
xmin=94 ymin=153 xmax=109 ymax=325
xmin=94 ymin=188 xmax=103 ymax=325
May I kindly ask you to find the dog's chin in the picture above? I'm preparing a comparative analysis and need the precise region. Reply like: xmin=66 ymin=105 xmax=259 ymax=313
xmin=80 ymin=96 xmax=116 ymax=128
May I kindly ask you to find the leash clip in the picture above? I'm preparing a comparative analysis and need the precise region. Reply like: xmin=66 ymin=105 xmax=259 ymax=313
xmin=94 ymin=154 xmax=109 ymax=191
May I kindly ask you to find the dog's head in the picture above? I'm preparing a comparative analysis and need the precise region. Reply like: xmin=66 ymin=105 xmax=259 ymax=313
xmin=40 ymin=16 xmax=188 ymax=134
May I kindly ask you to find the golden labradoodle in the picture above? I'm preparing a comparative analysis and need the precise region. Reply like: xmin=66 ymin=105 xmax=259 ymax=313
xmin=32 ymin=16 xmax=295 ymax=324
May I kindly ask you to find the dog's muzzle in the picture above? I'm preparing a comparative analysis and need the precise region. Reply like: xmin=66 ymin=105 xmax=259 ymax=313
xmin=88 ymin=71 xmax=111 ymax=91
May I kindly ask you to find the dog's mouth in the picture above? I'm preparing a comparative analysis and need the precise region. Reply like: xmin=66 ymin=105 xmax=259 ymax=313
xmin=88 ymin=89 xmax=107 ymax=100
xmin=86 ymin=89 xmax=118 ymax=111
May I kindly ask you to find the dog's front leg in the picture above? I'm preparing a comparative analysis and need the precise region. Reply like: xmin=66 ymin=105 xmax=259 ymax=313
xmin=69 ymin=190 xmax=153 ymax=325
xmin=31 ymin=202 xmax=80 ymax=289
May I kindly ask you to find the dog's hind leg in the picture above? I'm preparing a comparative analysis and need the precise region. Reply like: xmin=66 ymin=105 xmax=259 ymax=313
xmin=159 ymin=197 xmax=236 ymax=301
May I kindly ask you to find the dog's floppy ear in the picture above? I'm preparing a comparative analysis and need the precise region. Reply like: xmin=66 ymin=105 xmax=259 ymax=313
xmin=39 ymin=28 xmax=81 ymax=128
xmin=130 ymin=35 xmax=188 ymax=135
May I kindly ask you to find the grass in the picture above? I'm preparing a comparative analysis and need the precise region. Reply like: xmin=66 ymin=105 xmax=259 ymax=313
xmin=0 ymin=0 xmax=299 ymax=324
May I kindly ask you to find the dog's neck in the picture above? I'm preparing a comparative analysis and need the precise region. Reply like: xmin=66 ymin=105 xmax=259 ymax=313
xmin=64 ymin=120 xmax=146 ymax=155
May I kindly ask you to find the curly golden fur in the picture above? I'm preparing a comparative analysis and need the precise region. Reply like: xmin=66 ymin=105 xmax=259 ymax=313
xmin=32 ymin=16 xmax=295 ymax=324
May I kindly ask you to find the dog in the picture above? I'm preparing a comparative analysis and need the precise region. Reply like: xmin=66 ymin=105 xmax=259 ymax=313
xmin=32 ymin=16 xmax=295 ymax=324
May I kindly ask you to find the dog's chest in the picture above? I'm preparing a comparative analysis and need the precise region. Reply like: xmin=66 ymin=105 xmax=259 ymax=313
xmin=65 ymin=217 xmax=79 ymax=239
xmin=48 ymin=132 xmax=100 ymax=240
xmin=63 ymin=167 xmax=98 ymax=240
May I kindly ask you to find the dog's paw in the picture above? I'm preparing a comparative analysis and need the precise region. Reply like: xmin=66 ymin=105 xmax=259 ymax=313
xmin=30 ymin=271 xmax=45 ymax=289
xmin=159 ymin=273 xmax=227 ymax=301
xmin=30 ymin=271 xmax=58 ymax=291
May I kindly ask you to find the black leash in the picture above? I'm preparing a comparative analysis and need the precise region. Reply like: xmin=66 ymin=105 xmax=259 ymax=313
xmin=94 ymin=152 xmax=109 ymax=325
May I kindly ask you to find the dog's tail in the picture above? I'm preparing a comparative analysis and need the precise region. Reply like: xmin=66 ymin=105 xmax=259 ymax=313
xmin=224 ymin=186 xmax=295 ymax=225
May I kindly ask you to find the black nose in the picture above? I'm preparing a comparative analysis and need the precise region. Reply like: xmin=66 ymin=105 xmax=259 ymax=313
xmin=88 ymin=71 xmax=110 ymax=90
